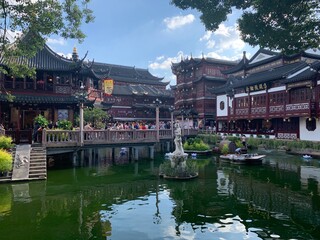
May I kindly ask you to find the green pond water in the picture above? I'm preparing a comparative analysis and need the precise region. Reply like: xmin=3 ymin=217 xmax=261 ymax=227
xmin=0 ymin=148 xmax=319 ymax=240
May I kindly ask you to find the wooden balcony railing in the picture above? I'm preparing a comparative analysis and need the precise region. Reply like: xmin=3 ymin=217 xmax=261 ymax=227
xmin=228 ymin=101 xmax=315 ymax=120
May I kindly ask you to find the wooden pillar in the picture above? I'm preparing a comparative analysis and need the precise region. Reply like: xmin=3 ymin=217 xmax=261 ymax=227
xmin=72 ymin=152 xmax=78 ymax=167
xmin=149 ymin=146 xmax=155 ymax=160
xmin=133 ymin=147 xmax=139 ymax=161
xmin=111 ymin=148 xmax=115 ymax=161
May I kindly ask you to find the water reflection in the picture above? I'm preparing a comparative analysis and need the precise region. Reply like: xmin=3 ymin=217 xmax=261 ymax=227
xmin=0 ymin=149 xmax=319 ymax=239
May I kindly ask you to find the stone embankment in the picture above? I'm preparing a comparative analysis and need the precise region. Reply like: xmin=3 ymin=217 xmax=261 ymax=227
xmin=286 ymin=148 xmax=320 ymax=159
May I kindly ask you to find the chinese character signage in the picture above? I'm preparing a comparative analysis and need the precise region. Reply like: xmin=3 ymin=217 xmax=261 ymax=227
xmin=104 ymin=79 xmax=114 ymax=96
xmin=245 ymin=83 xmax=267 ymax=93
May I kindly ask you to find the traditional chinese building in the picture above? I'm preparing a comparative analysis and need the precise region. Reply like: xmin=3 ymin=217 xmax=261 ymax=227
xmin=213 ymin=49 xmax=320 ymax=141
xmin=0 ymin=38 xmax=173 ymax=143
xmin=0 ymin=44 xmax=88 ymax=133
xmin=171 ymin=56 xmax=237 ymax=129
xmin=89 ymin=62 xmax=173 ymax=122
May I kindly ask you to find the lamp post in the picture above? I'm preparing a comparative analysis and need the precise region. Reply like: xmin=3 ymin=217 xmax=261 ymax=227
xmin=153 ymin=98 xmax=162 ymax=142
xmin=169 ymin=106 xmax=175 ymax=138
xmin=76 ymin=82 xmax=86 ymax=146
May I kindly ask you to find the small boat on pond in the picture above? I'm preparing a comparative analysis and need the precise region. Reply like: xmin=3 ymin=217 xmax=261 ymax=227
xmin=220 ymin=153 xmax=266 ymax=164
xmin=302 ymin=154 xmax=312 ymax=160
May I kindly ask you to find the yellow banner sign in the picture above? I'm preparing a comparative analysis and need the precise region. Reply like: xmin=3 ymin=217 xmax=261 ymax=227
xmin=104 ymin=79 xmax=114 ymax=96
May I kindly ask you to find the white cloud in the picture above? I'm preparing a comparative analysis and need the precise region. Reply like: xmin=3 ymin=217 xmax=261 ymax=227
xmin=218 ymin=37 xmax=245 ymax=53
xmin=206 ymin=40 xmax=216 ymax=49
xmin=214 ymin=24 xmax=232 ymax=37
xmin=203 ymin=51 xmax=244 ymax=62
xmin=47 ymin=37 xmax=67 ymax=46
xmin=200 ymin=23 xmax=246 ymax=54
xmin=149 ymin=51 xmax=185 ymax=86
xmin=200 ymin=31 xmax=213 ymax=41
xmin=163 ymin=14 xmax=195 ymax=30
xmin=156 ymin=55 xmax=165 ymax=61
xmin=57 ymin=52 xmax=72 ymax=59
xmin=149 ymin=51 xmax=184 ymax=71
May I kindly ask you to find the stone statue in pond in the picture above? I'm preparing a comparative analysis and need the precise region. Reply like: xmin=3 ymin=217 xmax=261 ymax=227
xmin=173 ymin=122 xmax=184 ymax=155
xmin=168 ymin=122 xmax=188 ymax=169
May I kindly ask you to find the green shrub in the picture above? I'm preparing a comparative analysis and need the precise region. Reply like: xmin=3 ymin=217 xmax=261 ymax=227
xmin=197 ymin=134 xmax=220 ymax=145
xmin=235 ymin=139 xmax=243 ymax=148
xmin=34 ymin=114 xmax=48 ymax=127
xmin=56 ymin=120 xmax=73 ymax=130
xmin=221 ymin=143 xmax=229 ymax=155
xmin=0 ymin=136 xmax=13 ymax=149
xmin=0 ymin=149 xmax=13 ymax=172
xmin=183 ymin=137 xmax=210 ymax=151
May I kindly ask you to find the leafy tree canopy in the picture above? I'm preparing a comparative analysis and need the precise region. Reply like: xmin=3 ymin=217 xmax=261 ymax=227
xmin=0 ymin=0 xmax=94 ymax=77
xmin=171 ymin=0 xmax=320 ymax=54
xmin=83 ymin=107 xmax=110 ymax=129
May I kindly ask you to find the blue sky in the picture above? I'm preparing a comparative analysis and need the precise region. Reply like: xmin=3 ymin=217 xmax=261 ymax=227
xmin=47 ymin=0 xmax=258 ymax=87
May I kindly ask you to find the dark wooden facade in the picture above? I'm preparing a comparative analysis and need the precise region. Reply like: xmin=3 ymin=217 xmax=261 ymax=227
xmin=171 ymin=57 xmax=236 ymax=129
xmin=0 ymin=46 xmax=85 ymax=132
xmin=214 ymin=49 xmax=320 ymax=141
xmin=0 ymin=42 xmax=173 ymax=143
xmin=89 ymin=62 xmax=174 ymax=122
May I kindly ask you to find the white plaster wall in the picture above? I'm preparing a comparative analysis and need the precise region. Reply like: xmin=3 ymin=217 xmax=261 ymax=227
xmin=299 ymin=117 xmax=320 ymax=141
xmin=216 ymin=95 xmax=228 ymax=117
xmin=229 ymin=97 xmax=233 ymax=108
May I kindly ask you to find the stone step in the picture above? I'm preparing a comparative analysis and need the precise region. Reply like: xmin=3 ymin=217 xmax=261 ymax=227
xmin=30 ymin=159 xmax=46 ymax=162
xmin=30 ymin=166 xmax=46 ymax=169
xmin=29 ymin=145 xmax=47 ymax=180
xmin=2 ymin=144 xmax=47 ymax=182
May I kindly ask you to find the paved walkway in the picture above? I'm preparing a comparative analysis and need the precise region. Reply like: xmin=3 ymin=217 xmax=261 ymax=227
xmin=12 ymin=144 xmax=31 ymax=180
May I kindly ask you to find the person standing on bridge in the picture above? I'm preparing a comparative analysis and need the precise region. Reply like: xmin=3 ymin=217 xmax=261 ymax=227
xmin=33 ymin=122 xmax=42 ymax=143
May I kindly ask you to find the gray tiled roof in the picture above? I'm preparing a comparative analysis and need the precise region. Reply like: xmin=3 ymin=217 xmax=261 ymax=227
xmin=2 ymin=44 xmax=77 ymax=71
xmin=283 ymin=61 xmax=320 ymax=83
xmin=172 ymin=57 xmax=237 ymax=69
xmin=223 ymin=49 xmax=280 ymax=75
xmin=233 ymin=61 xmax=306 ymax=88
xmin=90 ymin=62 xmax=166 ymax=85
xmin=212 ymin=61 xmax=308 ymax=94
xmin=111 ymin=84 xmax=173 ymax=97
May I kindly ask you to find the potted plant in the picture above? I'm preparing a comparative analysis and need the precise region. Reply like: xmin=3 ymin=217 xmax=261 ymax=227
xmin=221 ymin=143 xmax=229 ymax=155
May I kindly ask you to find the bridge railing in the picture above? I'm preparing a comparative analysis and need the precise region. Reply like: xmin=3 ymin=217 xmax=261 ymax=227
xmin=41 ymin=129 xmax=177 ymax=147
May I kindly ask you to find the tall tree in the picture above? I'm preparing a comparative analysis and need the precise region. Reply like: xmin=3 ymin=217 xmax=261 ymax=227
xmin=171 ymin=0 xmax=320 ymax=54
xmin=0 ymin=0 xmax=94 ymax=77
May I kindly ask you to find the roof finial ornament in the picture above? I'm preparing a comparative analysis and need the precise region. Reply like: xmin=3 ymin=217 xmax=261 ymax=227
xmin=72 ymin=46 xmax=79 ymax=62
xmin=202 ymin=52 xmax=204 ymax=59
